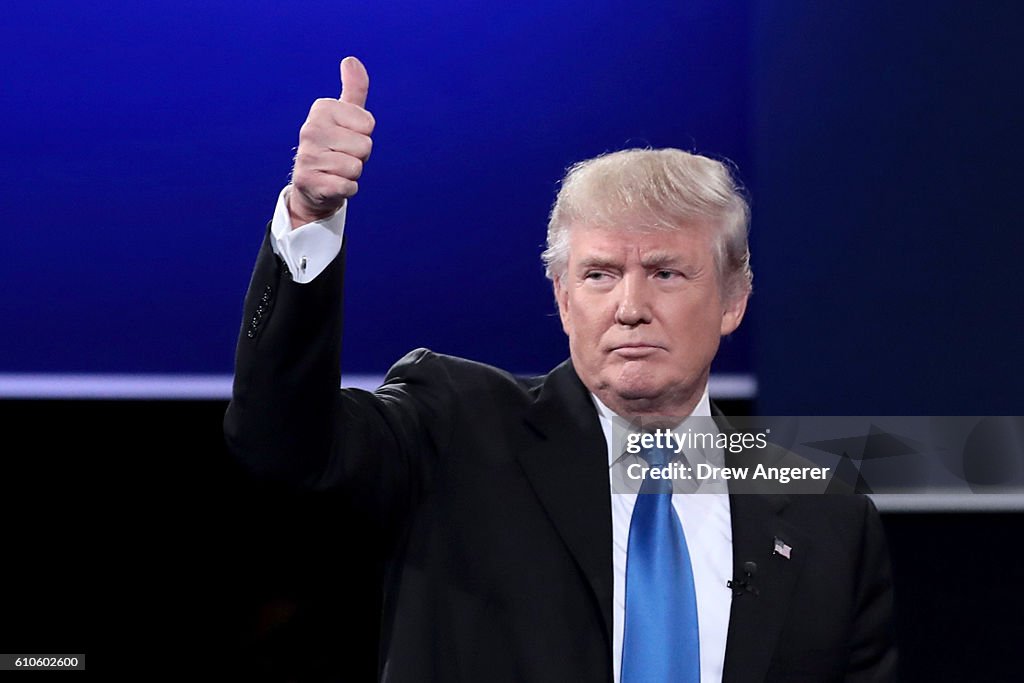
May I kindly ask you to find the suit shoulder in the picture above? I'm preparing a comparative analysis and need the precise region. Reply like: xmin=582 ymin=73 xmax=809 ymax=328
xmin=385 ymin=348 xmax=544 ymax=397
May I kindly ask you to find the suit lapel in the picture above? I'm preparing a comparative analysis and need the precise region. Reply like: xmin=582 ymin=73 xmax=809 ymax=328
xmin=520 ymin=360 xmax=614 ymax=649
xmin=516 ymin=389 xmax=812 ymax=676
xmin=713 ymin=407 xmax=812 ymax=683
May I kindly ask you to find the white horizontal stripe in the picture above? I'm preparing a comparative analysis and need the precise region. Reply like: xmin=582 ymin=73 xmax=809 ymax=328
xmin=0 ymin=372 xmax=759 ymax=400
xmin=708 ymin=374 xmax=758 ymax=399
xmin=0 ymin=373 xmax=386 ymax=399
xmin=0 ymin=374 xmax=236 ymax=399
xmin=869 ymin=493 xmax=1024 ymax=513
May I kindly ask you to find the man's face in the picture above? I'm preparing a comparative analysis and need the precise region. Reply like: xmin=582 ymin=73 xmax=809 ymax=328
xmin=553 ymin=221 xmax=747 ymax=417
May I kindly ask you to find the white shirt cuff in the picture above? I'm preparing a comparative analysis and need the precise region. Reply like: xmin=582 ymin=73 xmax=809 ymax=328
xmin=269 ymin=185 xmax=347 ymax=284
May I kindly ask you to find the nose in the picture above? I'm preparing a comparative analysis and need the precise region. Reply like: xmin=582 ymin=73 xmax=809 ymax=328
xmin=615 ymin=273 xmax=653 ymax=327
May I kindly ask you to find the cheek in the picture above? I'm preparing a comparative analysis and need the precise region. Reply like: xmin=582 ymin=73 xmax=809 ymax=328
xmin=669 ymin=302 xmax=723 ymax=344
xmin=567 ymin=294 xmax=601 ymax=329
xmin=579 ymin=308 xmax=615 ymax=342
xmin=566 ymin=310 xmax=609 ymax=360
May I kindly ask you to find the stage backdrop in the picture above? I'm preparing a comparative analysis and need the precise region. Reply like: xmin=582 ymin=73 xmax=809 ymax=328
xmin=2 ymin=0 xmax=754 ymax=394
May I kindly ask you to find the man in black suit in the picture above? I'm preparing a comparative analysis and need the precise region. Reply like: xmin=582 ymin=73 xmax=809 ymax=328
xmin=225 ymin=57 xmax=897 ymax=682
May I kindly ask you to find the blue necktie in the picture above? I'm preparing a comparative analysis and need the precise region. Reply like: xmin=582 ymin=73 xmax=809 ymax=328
xmin=621 ymin=446 xmax=700 ymax=683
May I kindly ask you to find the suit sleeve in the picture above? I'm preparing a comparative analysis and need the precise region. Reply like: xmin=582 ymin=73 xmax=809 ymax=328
xmin=845 ymin=496 xmax=899 ymax=682
xmin=223 ymin=225 xmax=458 ymax=535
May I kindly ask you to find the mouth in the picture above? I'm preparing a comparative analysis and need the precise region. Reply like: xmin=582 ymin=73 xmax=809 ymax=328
xmin=609 ymin=344 xmax=664 ymax=359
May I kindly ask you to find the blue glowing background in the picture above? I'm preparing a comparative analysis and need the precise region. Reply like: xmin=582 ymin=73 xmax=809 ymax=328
xmin=5 ymin=1 xmax=1022 ymax=417
xmin=3 ymin=1 xmax=752 ymax=376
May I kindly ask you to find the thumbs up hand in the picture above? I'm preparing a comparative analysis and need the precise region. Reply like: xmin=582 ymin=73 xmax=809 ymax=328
xmin=288 ymin=57 xmax=375 ymax=228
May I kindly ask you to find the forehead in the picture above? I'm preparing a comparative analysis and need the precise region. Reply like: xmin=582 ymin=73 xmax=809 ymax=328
xmin=565 ymin=221 xmax=715 ymax=262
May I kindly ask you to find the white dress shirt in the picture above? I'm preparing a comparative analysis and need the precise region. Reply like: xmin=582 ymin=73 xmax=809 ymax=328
xmin=269 ymin=186 xmax=347 ymax=284
xmin=593 ymin=392 xmax=733 ymax=683
xmin=270 ymin=185 xmax=733 ymax=681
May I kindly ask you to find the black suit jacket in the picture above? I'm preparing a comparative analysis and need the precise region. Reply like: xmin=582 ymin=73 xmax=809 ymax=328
xmin=225 ymin=231 xmax=898 ymax=682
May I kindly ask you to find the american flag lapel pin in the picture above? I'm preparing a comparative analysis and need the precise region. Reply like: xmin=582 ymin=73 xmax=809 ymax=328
xmin=773 ymin=536 xmax=792 ymax=559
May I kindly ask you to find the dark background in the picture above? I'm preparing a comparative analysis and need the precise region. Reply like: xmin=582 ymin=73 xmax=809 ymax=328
xmin=3 ymin=0 xmax=1023 ymax=680
xmin=4 ymin=399 xmax=1021 ymax=681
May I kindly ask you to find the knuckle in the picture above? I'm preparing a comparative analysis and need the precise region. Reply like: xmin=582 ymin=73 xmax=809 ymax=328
xmin=297 ymin=123 xmax=317 ymax=145
xmin=291 ymin=166 xmax=311 ymax=188
xmin=293 ymin=149 xmax=317 ymax=171
xmin=349 ymin=157 xmax=364 ymax=179
xmin=306 ymin=99 xmax=335 ymax=125
xmin=310 ymin=97 xmax=334 ymax=112
xmin=358 ymin=136 xmax=373 ymax=160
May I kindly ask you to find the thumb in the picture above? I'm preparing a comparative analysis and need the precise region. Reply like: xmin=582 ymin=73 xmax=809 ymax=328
xmin=339 ymin=56 xmax=369 ymax=108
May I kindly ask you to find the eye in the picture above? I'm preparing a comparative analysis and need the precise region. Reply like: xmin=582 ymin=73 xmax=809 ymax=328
xmin=654 ymin=270 xmax=679 ymax=280
xmin=584 ymin=271 xmax=610 ymax=281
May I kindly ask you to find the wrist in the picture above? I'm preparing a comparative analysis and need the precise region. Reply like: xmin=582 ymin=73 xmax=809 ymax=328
xmin=286 ymin=187 xmax=342 ymax=228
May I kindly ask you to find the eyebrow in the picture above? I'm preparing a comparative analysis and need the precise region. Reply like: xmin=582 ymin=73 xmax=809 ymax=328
xmin=575 ymin=252 xmax=693 ymax=271
xmin=638 ymin=251 xmax=685 ymax=269
xmin=576 ymin=256 xmax=622 ymax=271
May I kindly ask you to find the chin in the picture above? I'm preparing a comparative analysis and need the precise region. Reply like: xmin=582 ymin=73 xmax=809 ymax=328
xmin=605 ymin=374 xmax=671 ymax=405
xmin=603 ymin=368 xmax=695 ymax=415
xmin=609 ymin=363 xmax=663 ymax=397
xmin=609 ymin=382 xmax=659 ymax=401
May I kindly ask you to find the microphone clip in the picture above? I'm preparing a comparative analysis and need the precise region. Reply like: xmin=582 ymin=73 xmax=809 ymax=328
xmin=727 ymin=561 xmax=760 ymax=597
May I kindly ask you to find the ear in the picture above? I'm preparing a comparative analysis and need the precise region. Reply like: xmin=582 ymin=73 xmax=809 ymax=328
xmin=553 ymin=275 xmax=571 ymax=335
xmin=720 ymin=290 xmax=749 ymax=336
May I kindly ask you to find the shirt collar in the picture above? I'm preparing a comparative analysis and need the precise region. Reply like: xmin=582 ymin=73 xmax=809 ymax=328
xmin=591 ymin=385 xmax=713 ymax=469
